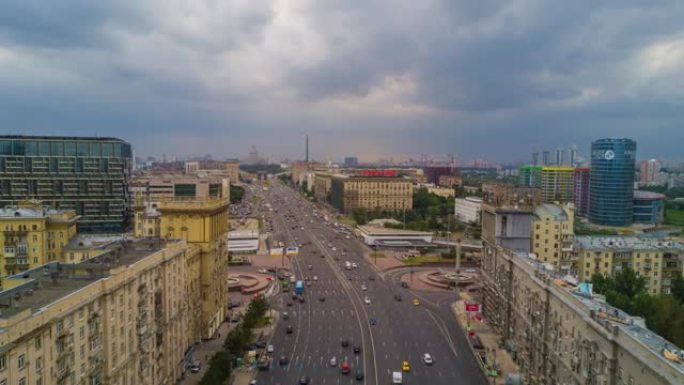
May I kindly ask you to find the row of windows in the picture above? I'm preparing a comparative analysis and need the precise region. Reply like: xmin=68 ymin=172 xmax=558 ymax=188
xmin=0 ymin=140 xmax=131 ymax=158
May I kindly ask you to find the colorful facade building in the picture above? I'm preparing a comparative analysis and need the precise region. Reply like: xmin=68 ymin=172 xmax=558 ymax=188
xmin=540 ymin=166 xmax=575 ymax=203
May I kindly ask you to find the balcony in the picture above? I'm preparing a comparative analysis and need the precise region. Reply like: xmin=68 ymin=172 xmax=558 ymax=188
xmin=643 ymin=263 xmax=653 ymax=270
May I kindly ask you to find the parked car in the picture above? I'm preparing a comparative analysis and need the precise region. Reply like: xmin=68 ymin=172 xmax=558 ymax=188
xmin=190 ymin=361 xmax=201 ymax=373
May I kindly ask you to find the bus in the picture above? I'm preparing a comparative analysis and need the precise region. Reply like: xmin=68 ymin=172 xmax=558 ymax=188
xmin=295 ymin=280 xmax=304 ymax=295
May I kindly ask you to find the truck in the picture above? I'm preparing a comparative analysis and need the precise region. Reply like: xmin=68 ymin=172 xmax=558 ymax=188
xmin=281 ymin=279 xmax=290 ymax=292
xmin=392 ymin=371 xmax=402 ymax=384
xmin=295 ymin=280 xmax=304 ymax=295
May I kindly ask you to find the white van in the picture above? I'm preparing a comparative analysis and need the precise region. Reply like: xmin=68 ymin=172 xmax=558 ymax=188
xmin=392 ymin=371 xmax=402 ymax=384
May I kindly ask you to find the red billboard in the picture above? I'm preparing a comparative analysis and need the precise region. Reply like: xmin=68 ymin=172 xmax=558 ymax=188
xmin=465 ymin=303 xmax=481 ymax=313
xmin=359 ymin=169 xmax=397 ymax=177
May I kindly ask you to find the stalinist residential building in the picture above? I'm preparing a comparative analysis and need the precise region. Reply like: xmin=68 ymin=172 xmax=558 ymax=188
xmin=0 ymin=239 xmax=202 ymax=385
xmin=132 ymin=175 xmax=230 ymax=340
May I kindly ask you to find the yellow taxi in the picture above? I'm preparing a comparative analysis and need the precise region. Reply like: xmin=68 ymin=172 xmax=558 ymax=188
xmin=412 ymin=298 xmax=420 ymax=306
xmin=402 ymin=360 xmax=411 ymax=372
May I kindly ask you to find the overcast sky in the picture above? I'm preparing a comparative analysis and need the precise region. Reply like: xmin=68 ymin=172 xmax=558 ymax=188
xmin=1 ymin=0 xmax=683 ymax=163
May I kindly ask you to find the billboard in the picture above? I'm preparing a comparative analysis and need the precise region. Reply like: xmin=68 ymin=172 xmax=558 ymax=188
xmin=465 ymin=303 xmax=481 ymax=313
xmin=359 ymin=169 xmax=397 ymax=177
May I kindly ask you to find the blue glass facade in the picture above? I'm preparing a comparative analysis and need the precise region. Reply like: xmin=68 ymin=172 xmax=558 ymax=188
xmin=589 ymin=138 xmax=636 ymax=226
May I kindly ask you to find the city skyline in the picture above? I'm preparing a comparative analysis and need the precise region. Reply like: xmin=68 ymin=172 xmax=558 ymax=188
xmin=1 ymin=1 xmax=683 ymax=161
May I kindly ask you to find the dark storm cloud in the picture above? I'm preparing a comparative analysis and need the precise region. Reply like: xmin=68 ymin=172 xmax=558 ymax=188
xmin=0 ymin=0 xmax=682 ymax=160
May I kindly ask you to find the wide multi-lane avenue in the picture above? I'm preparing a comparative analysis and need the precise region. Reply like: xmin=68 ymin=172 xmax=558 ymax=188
xmin=254 ymin=180 xmax=486 ymax=385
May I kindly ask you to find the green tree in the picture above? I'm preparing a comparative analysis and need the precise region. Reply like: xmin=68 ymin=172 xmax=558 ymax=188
xmin=612 ymin=268 xmax=646 ymax=300
xmin=590 ymin=273 xmax=613 ymax=294
xmin=230 ymin=185 xmax=245 ymax=204
xmin=671 ymin=276 xmax=684 ymax=304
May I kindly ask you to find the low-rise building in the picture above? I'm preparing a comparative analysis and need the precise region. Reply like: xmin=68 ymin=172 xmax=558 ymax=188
xmin=0 ymin=239 xmax=202 ymax=385
xmin=574 ymin=236 xmax=684 ymax=295
xmin=228 ymin=230 xmax=259 ymax=253
xmin=454 ymin=197 xmax=482 ymax=224
xmin=357 ymin=225 xmax=432 ymax=247
xmin=531 ymin=203 xmax=575 ymax=274
xmin=482 ymin=243 xmax=684 ymax=385
xmin=330 ymin=176 xmax=412 ymax=214
xmin=633 ymin=190 xmax=665 ymax=224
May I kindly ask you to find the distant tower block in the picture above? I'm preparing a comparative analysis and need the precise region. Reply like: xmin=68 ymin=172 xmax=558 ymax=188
xmin=569 ymin=146 xmax=577 ymax=167
xmin=532 ymin=152 xmax=539 ymax=166
xmin=305 ymin=135 xmax=309 ymax=163
xmin=542 ymin=151 xmax=550 ymax=166
xmin=555 ymin=148 xmax=564 ymax=166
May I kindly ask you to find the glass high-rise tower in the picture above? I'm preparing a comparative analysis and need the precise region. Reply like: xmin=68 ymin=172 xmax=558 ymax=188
xmin=0 ymin=136 xmax=132 ymax=232
xmin=589 ymin=138 xmax=636 ymax=226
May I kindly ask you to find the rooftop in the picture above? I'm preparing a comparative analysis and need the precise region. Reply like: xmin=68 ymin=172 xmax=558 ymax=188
xmin=535 ymin=204 xmax=569 ymax=221
xmin=509 ymin=249 xmax=684 ymax=378
xmin=357 ymin=225 xmax=432 ymax=236
xmin=0 ymin=239 xmax=169 ymax=319
xmin=634 ymin=190 xmax=666 ymax=200
xmin=575 ymin=236 xmax=684 ymax=251
xmin=0 ymin=206 xmax=76 ymax=220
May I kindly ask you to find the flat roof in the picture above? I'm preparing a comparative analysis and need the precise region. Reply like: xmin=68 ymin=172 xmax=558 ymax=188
xmin=575 ymin=236 xmax=684 ymax=251
xmin=634 ymin=190 xmax=666 ymax=200
xmin=0 ymin=135 xmax=127 ymax=142
xmin=509 ymin=248 xmax=684 ymax=378
xmin=358 ymin=225 xmax=432 ymax=236
xmin=0 ymin=239 xmax=168 ymax=319
xmin=535 ymin=204 xmax=568 ymax=221
xmin=374 ymin=239 xmax=434 ymax=247
xmin=0 ymin=207 xmax=74 ymax=219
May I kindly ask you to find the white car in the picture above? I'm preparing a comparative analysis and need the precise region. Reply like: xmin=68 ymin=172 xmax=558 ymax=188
xmin=361 ymin=285 xmax=367 ymax=291
xmin=363 ymin=296 xmax=371 ymax=304
xmin=331 ymin=247 xmax=337 ymax=251
xmin=313 ymin=276 xmax=318 ymax=281
xmin=423 ymin=353 xmax=434 ymax=365
xmin=267 ymin=344 xmax=274 ymax=353
xmin=351 ymin=263 xmax=358 ymax=268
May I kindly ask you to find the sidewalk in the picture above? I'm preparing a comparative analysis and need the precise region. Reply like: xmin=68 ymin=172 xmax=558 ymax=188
xmin=180 ymin=316 xmax=240 ymax=385
xmin=231 ymin=310 xmax=281 ymax=385
xmin=451 ymin=292 xmax=518 ymax=385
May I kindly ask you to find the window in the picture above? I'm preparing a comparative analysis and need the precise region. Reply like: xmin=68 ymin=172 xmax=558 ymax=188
xmin=34 ymin=337 xmax=41 ymax=350
xmin=18 ymin=378 xmax=25 ymax=385
xmin=35 ymin=357 xmax=42 ymax=370
xmin=18 ymin=354 xmax=25 ymax=369
xmin=0 ymin=354 xmax=5 ymax=371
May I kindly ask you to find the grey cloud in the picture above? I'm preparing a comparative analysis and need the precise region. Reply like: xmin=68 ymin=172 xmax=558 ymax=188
xmin=0 ymin=0 xmax=683 ymax=161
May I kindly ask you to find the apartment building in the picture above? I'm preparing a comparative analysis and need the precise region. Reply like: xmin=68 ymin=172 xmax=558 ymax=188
xmin=481 ymin=185 xmax=541 ymax=253
xmin=329 ymin=176 xmax=412 ymax=214
xmin=531 ymin=203 xmax=575 ymax=274
xmin=481 ymin=243 xmax=684 ymax=385
xmin=132 ymin=174 xmax=228 ymax=202
xmin=0 ymin=239 xmax=201 ymax=385
xmin=133 ymin=176 xmax=229 ymax=339
xmin=574 ymin=236 xmax=684 ymax=295
xmin=540 ymin=166 xmax=575 ymax=203
xmin=0 ymin=201 xmax=79 ymax=276
xmin=313 ymin=172 xmax=333 ymax=202
xmin=0 ymin=136 xmax=132 ymax=232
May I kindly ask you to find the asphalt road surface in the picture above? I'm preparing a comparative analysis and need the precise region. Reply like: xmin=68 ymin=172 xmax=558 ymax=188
xmin=253 ymin=181 xmax=486 ymax=385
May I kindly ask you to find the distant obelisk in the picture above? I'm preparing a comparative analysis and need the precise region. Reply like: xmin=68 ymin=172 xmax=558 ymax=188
xmin=305 ymin=135 xmax=309 ymax=163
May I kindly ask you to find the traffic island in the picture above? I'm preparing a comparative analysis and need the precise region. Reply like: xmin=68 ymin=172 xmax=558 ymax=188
xmin=451 ymin=292 xmax=519 ymax=385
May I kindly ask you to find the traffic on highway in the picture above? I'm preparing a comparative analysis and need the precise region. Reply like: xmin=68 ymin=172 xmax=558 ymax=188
xmin=249 ymin=180 xmax=485 ymax=385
